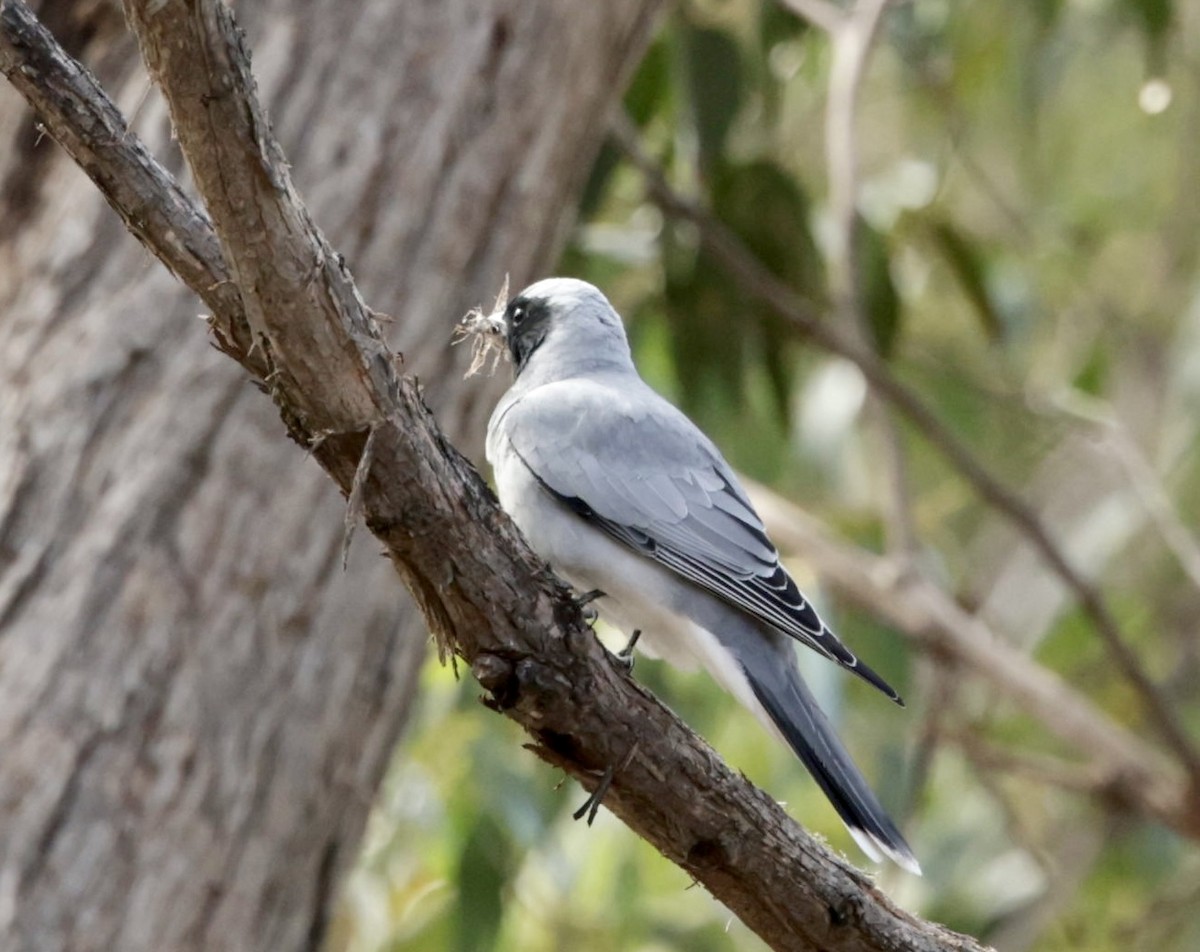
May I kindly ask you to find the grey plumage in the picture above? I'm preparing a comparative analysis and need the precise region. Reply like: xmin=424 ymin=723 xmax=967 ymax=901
xmin=484 ymin=277 xmax=920 ymax=874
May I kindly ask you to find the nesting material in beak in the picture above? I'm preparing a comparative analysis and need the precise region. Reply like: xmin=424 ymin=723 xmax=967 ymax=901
xmin=454 ymin=274 xmax=510 ymax=377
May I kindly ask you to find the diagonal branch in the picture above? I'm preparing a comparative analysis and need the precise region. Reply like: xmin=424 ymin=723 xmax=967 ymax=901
xmin=1 ymin=1 xmax=986 ymax=949
xmin=611 ymin=112 xmax=1200 ymax=784
xmin=1047 ymin=391 xmax=1200 ymax=596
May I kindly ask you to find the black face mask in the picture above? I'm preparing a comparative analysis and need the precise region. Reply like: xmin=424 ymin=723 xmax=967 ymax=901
xmin=504 ymin=295 xmax=552 ymax=371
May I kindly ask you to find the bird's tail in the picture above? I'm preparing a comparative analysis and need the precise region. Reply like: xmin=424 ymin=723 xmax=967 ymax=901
xmin=744 ymin=659 xmax=922 ymax=875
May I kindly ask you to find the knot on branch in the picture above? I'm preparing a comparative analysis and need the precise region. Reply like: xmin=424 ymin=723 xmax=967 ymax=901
xmin=828 ymin=889 xmax=866 ymax=929
xmin=685 ymin=837 xmax=730 ymax=870
xmin=535 ymin=728 xmax=582 ymax=763
xmin=473 ymin=652 xmax=520 ymax=710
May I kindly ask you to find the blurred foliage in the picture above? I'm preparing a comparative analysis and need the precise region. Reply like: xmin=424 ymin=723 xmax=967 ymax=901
xmin=331 ymin=1 xmax=1200 ymax=950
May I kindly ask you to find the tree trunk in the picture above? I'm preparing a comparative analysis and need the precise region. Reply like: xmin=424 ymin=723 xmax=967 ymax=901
xmin=0 ymin=1 xmax=660 ymax=950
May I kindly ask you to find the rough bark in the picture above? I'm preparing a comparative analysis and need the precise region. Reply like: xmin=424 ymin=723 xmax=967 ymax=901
xmin=0 ymin=1 xmax=660 ymax=950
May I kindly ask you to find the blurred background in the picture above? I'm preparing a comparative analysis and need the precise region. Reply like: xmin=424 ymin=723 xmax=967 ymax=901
xmin=328 ymin=1 xmax=1200 ymax=950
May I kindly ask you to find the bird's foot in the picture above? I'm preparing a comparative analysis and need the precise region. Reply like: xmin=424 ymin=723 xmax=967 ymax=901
xmin=571 ymin=742 xmax=639 ymax=826
xmin=572 ymin=588 xmax=605 ymax=626
xmin=572 ymin=764 xmax=615 ymax=826
xmin=615 ymin=629 xmax=641 ymax=673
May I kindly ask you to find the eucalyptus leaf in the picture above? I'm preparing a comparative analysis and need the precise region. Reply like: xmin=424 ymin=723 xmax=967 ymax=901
xmin=680 ymin=24 xmax=743 ymax=174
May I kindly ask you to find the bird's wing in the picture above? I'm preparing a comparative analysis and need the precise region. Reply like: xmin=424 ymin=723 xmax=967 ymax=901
xmin=500 ymin=377 xmax=902 ymax=704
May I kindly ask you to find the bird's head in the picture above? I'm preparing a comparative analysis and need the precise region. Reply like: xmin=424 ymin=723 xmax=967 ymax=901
xmin=456 ymin=277 xmax=633 ymax=381
xmin=500 ymin=278 xmax=631 ymax=376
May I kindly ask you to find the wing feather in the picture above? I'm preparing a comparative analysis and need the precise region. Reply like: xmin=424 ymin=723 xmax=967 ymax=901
xmin=503 ymin=379 xmax=902 ymax=703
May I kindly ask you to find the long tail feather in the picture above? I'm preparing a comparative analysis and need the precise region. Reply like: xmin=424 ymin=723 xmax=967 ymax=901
xmin=745 ymin=661 xmax=921 ymax=875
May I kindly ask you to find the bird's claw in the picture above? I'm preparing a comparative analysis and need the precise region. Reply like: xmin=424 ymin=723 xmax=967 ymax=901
xmin=572 ymin=742 xmax=640 ymax=826
xmin=572 ymin=588 xmax=605 ymax=626
xmin=615 ymin=628 xmax=641 ymax=673
xmin=572 ymin=763 xmax=615 ymax=826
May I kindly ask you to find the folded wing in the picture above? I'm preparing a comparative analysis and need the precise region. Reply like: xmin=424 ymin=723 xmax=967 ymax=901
xmin=504 ymin=379 xmax=902 ymax=704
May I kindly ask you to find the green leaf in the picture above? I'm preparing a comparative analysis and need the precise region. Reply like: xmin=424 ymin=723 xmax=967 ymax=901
xmin=625 ymin=35 xmax=672 ymax=128
xmin=753 ymin=1 xmax=812 ymax=120
xmin=680 ymin=24 xmax=743 ymax=173
xmin=656 ymin=160 xmax=822 ymax=430
xmin=856 ymin=216 xmax=903 ymax=359
xmin=708 ymin=159 xmax=824 ymax=420
xmin=709 ymin=159 xmax=822 ymax=294
xmin=1021 ymin=0 xmax=1065 ymax=31
xmin=454 ymin=814 xmax=512 ymax=952
xmin=1120 ymin=0 xmax=1173 ymax=68
xmin=926 ymin=218 xmax=1003 ymax=344
xmin=579 ymin=36 xmax=673 ymax=218
xmin=577 ymin=138 xmax=621 ymax=218
xmin=1072 ymin=340 xmax=1109 ymax=396
xmin=661 ymin=227 xmax=745 ymax=414
xmin=757 ymin=0 xmax=810 ymax=52
xmin=1121 ymin=0 xmax=1173 ymax=41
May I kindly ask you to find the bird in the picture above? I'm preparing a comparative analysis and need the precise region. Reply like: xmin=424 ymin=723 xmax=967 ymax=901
xmin=481 ymin=276 xmax=920 ymax=874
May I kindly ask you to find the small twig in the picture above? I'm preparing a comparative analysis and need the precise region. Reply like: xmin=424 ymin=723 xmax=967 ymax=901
xmin=956 ymin=734 xmax=1111 ymax=797
xmin=611 ymin=112 xmax=1200 ymax=780
xmin=906 ymin=659 xmax=959 ymax=824
xmin=818 ymin=0 xmax=917 ymax=562
xmin=870 ymin=404 xmax=920 ymax=560
xmin=824 ymin=0 xmax=893 ymax=301
xmin=1048 ymin=391 xmax=1200 ymax=596
xmin=1115 ymin=437 xmax=1200 ymax=592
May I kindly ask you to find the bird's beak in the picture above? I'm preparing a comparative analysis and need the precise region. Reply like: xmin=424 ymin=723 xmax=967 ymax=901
xmin=481 ymin=308 xmax=507 ymax=340
xmin=455 ymin=275 xmax=511 ymax=377
xmin=485 ymin=274 xmax=510 ymax=339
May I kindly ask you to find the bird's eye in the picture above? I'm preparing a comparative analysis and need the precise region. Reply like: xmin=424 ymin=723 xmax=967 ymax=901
xmin=511 ymin=306 xmax=525 ymax=326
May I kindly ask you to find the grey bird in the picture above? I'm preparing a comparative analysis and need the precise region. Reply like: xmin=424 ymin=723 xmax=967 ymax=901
xmin=483 ymin=277 xmax=920 ymax=873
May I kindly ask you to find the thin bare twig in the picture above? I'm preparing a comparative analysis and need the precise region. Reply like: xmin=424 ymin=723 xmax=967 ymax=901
xmin=1048 ymin=391 xmax=1200 ymax=596
xmin=611 ymin=112 xmax=1200 ymax=782
xmin=819 ymin=0 xmax=920 ymax=561
xmin=825 ymin=0 xmax=893 ymax=298
xmin=1116 ymin=438 xmax=1200 ymax=592
xmin=956 ymin=734 xmax=1120 ymax=798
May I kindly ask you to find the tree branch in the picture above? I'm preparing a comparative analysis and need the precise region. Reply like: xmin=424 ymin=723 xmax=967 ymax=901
xmin=825 ymin=0 xmax=891 ymax=297
xmin=955 ymin=734 xmax=1130 ymax=799
xmin=820 ymin=0 xmax=920 ymax=562
xmin=1047 ymin=390 xmax=1200 ymax=597
xmin=611 ymin=112 xmax=1200 ymax=783
xmin=1 ymin=1 xmax=986 ymax=948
